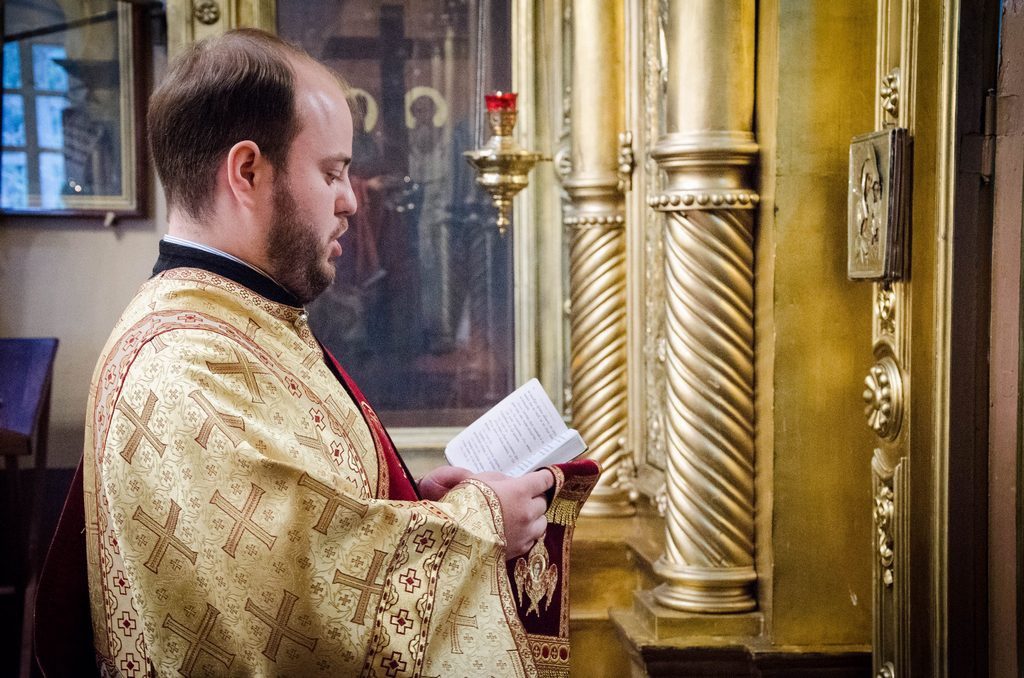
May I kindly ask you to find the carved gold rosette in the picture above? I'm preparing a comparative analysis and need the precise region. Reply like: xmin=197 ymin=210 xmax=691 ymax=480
xmin=564 ymin=0 xmax=633 ymax=516
xmin=863 ymin=354 xmax=903 ymax=440
xmin=648 ymin=0 xmax=758 ymax=613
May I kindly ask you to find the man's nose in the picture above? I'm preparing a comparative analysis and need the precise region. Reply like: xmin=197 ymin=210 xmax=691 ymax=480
xmin=336 ymin=180 xmax=357 ymax=216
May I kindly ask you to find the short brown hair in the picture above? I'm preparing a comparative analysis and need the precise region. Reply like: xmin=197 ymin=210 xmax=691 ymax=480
xmin=147 ymin=29 xmax=307 ymax=220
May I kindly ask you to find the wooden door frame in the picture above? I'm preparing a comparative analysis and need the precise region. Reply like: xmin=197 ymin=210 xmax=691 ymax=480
xmin=940 ymin=0 xmax=1001 ymax=674
xmin=988 ymin=2 xmax=1024 ymax=675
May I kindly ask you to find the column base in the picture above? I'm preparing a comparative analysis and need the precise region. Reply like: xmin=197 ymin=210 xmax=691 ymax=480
xmin=579 ymin=485 xmax=636 ymax=517
xmin=652 ymin=558 xmax=756 ymax=613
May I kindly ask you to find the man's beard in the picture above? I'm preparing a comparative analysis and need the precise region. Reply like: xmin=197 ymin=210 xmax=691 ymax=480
xmin=266 ymin=177 xmax=337 ymax=305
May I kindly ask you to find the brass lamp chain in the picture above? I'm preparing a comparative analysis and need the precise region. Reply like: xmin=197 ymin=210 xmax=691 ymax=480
xmin=474 ymin=0 xmax=488 ymax=147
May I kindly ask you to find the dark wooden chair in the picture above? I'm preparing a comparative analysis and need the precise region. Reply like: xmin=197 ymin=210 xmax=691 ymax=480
xmin=33 ymin=460 xmax=97 ymax=677
xmin=0 ymin=338 xmax=58 ymax=678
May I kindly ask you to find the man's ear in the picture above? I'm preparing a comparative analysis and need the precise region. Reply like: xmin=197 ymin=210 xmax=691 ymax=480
xmin=225 ymin=140 xmax=270 ymax=210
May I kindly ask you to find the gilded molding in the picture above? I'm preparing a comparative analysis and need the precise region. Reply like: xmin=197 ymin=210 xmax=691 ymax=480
xmin=565 ymin=0 xmax=632 ymax=516
xmin=647 ymin=191 xmax=760 ymax=210
xmin=872 ymin=447 xmax=910 ymax=676
xmin=870 ymin=0 xmax=920 ymax=672
xmin=563 ymin=214 xmax=625 ymax=227
xmin=648 ymin=0 xmax=758 ymax=613
xmin=641 ymin=0 xmax=669 ymax=475
xmin=166 ymin=0 xmax=276 ymax=58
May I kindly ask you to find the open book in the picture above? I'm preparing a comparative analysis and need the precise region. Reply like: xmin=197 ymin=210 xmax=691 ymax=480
xmin=444 ymin=379 xmax=587 ymax=477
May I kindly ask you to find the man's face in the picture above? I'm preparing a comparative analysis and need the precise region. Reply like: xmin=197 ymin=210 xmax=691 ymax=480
xmin=264 ymin=59 xmax=357 ymax=304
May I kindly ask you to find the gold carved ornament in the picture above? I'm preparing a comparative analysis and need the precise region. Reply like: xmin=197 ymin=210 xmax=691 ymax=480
xmin=881 ymin=68 xmax=900 ymax=120
xmin=616 ymin=131 xmax=635 ymax=193
xmin=874 ymin=482 xmax=895 ymax=587
xmin=193 ymin=0 xmax=221 ymax=25
xmin=877 ymin=285 xmax=897 ymax=336
xmin=862 ymin=355 xmax=903 ymax=440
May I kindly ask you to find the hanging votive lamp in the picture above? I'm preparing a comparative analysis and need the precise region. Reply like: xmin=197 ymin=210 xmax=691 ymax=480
xmin=463 ymin=92 xmax=546 ymax=235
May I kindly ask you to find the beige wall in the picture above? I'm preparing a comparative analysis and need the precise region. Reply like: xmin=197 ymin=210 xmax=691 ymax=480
xmin=0 ymin=48 xmax=167 ymax=469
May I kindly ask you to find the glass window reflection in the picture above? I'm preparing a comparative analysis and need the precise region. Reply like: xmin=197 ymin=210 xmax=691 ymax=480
xmin=2 ymin=151 xmax=28 ymax=209
xmin=2 ymin=94 xmax=26 ymax=146
xmin=35 ymin=95 xmax=69 ymax=149
xmin=31 ymin=44 xmax=68 ymax=92
xmin=2 ymin=0 xmax=132 ymax=212
xmin=3 ymin=43 xmax=21 ymax=89
xmin=38 ymin=150 xmax=65 ymax=208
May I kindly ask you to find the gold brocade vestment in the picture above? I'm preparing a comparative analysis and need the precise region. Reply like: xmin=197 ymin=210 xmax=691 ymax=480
xmin=83 ymin=268 xmax=538 ymax=677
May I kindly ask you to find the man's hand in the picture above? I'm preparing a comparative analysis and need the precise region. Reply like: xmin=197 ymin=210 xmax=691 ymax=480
xmin=470 ymin=470 xmax=555 ymax=560
xmin=418 ymin=465 xmax=473 ymax=501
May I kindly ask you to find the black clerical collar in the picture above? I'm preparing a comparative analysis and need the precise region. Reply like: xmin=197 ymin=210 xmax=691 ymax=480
xmin=152 ymin=239 xmax=302 ymax=307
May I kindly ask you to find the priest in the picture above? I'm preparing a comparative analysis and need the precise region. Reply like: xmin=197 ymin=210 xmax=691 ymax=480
xmin=83 ymin=29 xmax=562 ymax=676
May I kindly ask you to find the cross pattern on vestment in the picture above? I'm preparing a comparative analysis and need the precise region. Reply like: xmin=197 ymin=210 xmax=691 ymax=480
xmin=244 ymin=319 xmax=261 ymax=341
xmin=301 ymin=350 xmax=320 ymax=370
xmin=189 ymin=390 xmax=245 ymax=449
xmin=333 ymin=550 xmax=388 ymax=625
xmin=85 ymin=507 xmax=100 ymax=539
xmin=206 ymin=347 xmax=271 ymax=403
xmin=302 ymin=401 xmax=360 ymax=462
xmin=448 ymin=539 xmax=472 ymax=560
xmin=329 ymin=407 xmax=361 ymax=457
xmin=132 ymin=500 xmax=198 ymax=573
xmin=413 ymin=531 xmax=436 ymax=553
xmin=447 ymin=598 xmax=478 ymax=654
xmin=245 ymin=590 xmax=318 ymax=661
xmin=379 ymin=650 xmax=408 ymax=678
xmin=115 ymin=391 xmax=166 ymax=463
xmin=481 ymin=545 xmax=501 ymax=595
xmin=297 ymin=473 xmax=368 ymax=534
xmin=295 ymin=426 xmax=333 ymax=463
xmin=162 ymin=603 xmax=235 ymax=674
xmin=210 ymin=483 xmax=277 ymax=557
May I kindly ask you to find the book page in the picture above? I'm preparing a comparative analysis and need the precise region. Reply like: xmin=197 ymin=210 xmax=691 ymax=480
xmin=506 ymin=428 xmax=587 ymax=477
xmin=445 ymin=379 xmax=567 ymax=475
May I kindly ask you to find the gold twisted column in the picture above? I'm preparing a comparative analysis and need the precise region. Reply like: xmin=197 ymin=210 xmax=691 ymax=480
xmin=564 ymin=0 xmax=632 ymax=516
xmin=650 ymin=0 xmax=758 ymax=612
xmin=566 ymin=205 xmax=631 ymax=516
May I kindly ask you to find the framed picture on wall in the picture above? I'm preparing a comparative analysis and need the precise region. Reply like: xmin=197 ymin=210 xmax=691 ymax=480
xmin=279 ymin=0 xmax=516 ymax=439
xmin=2 ymin=0 xmax=146 ymax=216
